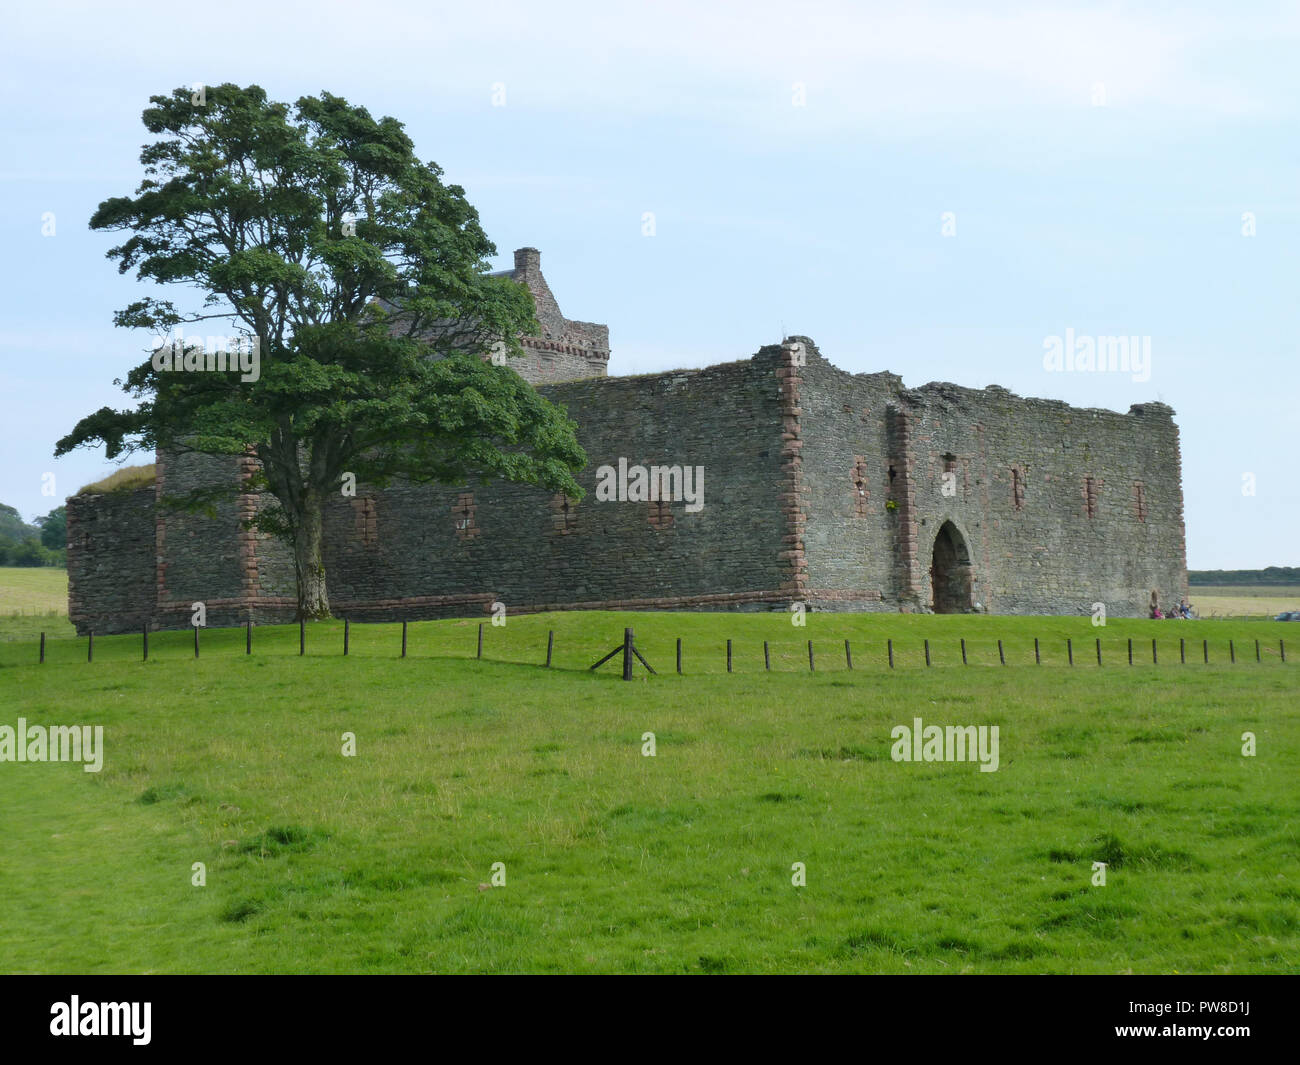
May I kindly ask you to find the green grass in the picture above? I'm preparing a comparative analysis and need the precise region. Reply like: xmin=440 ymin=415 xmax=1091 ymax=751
xmin=77 ymin=463 xmax=155 ymax=495
xmin=0 ymin=610 xmax=1296 ymax=974
xmin=0 ymin=566 xmax=67 ymax=618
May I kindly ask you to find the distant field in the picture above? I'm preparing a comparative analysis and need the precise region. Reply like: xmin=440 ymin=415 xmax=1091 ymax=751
xmin=0 ymin=610 xmax=1295 ymax=974
xmin=0 ymin=567 xmax=67 ymax=616
xmin=1191 ymin=586 xmax=1300 ymax=619
xmin=1192 ymin=585 xmax=1300 ymax=598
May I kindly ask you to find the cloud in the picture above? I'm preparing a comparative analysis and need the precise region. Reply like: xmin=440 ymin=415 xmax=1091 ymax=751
xmin=4 ymin=1 xmax=1296 ymax=136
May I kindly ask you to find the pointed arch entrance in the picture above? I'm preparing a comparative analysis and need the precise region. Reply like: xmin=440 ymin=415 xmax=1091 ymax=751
xmin=930 ymin=521 xmax=974 ymax=613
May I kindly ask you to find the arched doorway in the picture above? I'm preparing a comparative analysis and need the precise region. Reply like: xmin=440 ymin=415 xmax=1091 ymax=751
xmin=930 ymin=521 xmax=973 ymax=613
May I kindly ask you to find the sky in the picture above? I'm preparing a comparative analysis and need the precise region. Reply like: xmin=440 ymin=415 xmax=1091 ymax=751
xmin=1 ymin=0 xmax=1296 ymax=568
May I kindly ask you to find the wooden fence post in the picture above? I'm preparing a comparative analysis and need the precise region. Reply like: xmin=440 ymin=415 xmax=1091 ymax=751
xmin=588 ymin=642 xmax=623 ymax=673
xmin=677 ymin=637 xmax=683 ymax=675
xmin=1095 ymin=638 xmax=1100 ymax=666
xmin=887 ymin=638 xmax=894 ymax=669
xmin=1152 ymin=638 xmax=1157 ymax=665
xmin=1229 ymin=639 xmax=1235 ymax=664
xmin=845 ymin=639 xmax=852 ymax=670
xmin=88 ymin=631 xmax=93 ymax=663
xmin=1127 ymin=638 xmax=1132 ymax=665
xmin=401 ymin=620 xmax=407 ymax=659
xmin=143 ymin=626 xmax=148 ymax=662
xmin=622 ymin=627 xmax=634 ymax=681
xmin=763 ymin=641 xmax=770 ymax=672
xmin=344 ymin=619 xmax=350 ymax=656
xmin=1180 ymin=637 xmax=1185 ymax=664
xmin=961 ymin=638 xmax=967 ymax=665
xmin=39 ymin=631 xmax=45 ymax=664
xmin=299 ymin=619 xmax=305 ymax=657
xmin=1281 ymin=639 xmax=1286 ymax=663
xmin=1066 ymin=638 xmax=1072 ymax=666
xmin=546 ymin=630 xmax=554 ymax=668
xmin=1203 ymin=639 xmax=1208 ymax=664
xmin=1255 ymin=639 xmax=1260 ymax=663
xmin=1034 ymin=637 xmax=1040 ymax=665
xmin=194 ymin=624 xmax=199 ymax=659
xmin=727 ymin=639 xmax=733 ymax=674
xmin=807 ymin=640 xmax=815 ymax=671
xmin=477 ymin=623 xmax=483 ymax=660
xmin=925 ymin=639 xmax=931 ymax=667
xmin=246 ymin=619 xmax=252 ymax=655
xmin=997 ymin=639 xmax=1005 ymax=666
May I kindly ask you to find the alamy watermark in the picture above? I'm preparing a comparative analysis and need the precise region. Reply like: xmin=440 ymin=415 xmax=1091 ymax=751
xmin=0 ymin=718 xmax=103 ymax=772
xmin=1042 ymin=328 xmax=1150 ymax=383
xmin=595 ymin=458 xmax=705 ymax=512
xmin=151 ymin=329 xmax=261 ymax=383
xmin=50 ymin=996 xmax=150 ymax=1045
xmin=890 ymin=717 xmax=999 ymax=772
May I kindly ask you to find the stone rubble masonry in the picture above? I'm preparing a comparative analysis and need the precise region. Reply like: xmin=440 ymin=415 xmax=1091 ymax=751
xmin=496 ymin=248 xmax=610 ymax=384
xmin=378 ymin=247 xmax=609 ymax=385
xmin=884 ymin=400 xmax=921 ymax=608
xmin=150 ymin=447 xmax=297 ymax=630
xmin=66 ymin=486 xmax=155 ymax=634
xmin=66 ymin=334 xmax=1188 ymax=632
xmin=236 ymin=452 xmax=261 ymax=602
xmin=797 ymin=350 xmax=1187 ymax=616
xmin=776 ymin=340 xmax=809 ymax=604
xmin=315 ymin=350 xmax=793 ymax=623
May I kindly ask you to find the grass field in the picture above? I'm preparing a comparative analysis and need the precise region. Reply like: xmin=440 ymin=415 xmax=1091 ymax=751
xmin=0 ymin=609 xmax=1296 ymax=974
xmin=1191 ymin=586 xmax=1300 ymax=619
xmin=0 ymin=567 xmax=67 ymax=617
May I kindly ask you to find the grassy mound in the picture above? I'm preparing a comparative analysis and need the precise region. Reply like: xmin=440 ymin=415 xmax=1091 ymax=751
xmin=78 ymin=464 xmax=156 ymax=495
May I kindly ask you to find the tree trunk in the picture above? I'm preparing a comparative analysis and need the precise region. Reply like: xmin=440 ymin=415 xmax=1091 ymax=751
xmin=293 ymin=494 xmax=330 ymax=620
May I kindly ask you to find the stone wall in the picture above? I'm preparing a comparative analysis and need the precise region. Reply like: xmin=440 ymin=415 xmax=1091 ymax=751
xmin=147 ymin=450 xmax=295 ymax=630
xmin=319 ymin=351 xmax=791 ymax=619
xmin=796 ymin=343 xmax=1188 ymax=616
xmin=66 ymin=339 xmax=1189 ymax=629
xmin=493 ymin=248 xmax=609 ymax=384
xmin=66 ymin=487 xmax=156 ymax=635
xmin=796 ymin=342 xmax=904 ymax=611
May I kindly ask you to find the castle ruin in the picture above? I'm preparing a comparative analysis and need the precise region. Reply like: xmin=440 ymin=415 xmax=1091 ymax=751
xmin=66 ymin=248 xmax=1188 ymax=632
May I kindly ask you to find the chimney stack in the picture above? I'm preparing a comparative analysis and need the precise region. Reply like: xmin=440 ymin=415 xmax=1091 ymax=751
xmin=514 ymin=247 xmax=541 ymax=276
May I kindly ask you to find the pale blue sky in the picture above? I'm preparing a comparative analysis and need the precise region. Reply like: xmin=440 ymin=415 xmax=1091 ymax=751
xmin=1 ymin=0 xmax=1296 ymax=568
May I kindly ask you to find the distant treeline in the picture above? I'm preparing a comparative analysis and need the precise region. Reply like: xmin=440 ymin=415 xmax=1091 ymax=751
xmin=1189 ymin=567 xmax=1300 ymax=586
xmin=0 ymin=503 xmax=65 ymax=566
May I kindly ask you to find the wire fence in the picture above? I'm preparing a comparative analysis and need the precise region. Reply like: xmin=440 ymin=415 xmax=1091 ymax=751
xmin=25 ymin=620 xmax=1292 ymax=677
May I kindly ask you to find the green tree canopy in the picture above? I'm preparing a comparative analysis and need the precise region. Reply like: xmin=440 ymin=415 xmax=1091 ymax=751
xmin=56 ymin=84 xmax=586 ymax=618
xmin=0 ymin=503 xmax=39 ymax=548
xmin=35 ymin=505 xmax=67 ymax=550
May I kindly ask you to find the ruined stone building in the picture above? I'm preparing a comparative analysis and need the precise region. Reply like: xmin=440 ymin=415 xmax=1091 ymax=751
xmin=67 ymin=248 xmax=1188 ymax=633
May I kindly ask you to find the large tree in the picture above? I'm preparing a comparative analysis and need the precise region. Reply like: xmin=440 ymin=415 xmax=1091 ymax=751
xmin=57 ymin=84 xmax=585 ymax=619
